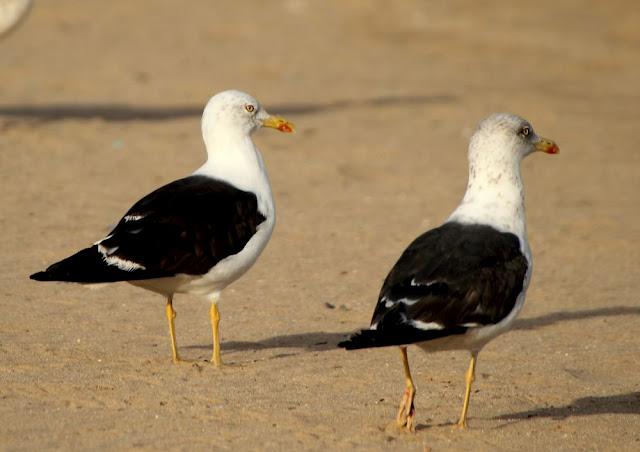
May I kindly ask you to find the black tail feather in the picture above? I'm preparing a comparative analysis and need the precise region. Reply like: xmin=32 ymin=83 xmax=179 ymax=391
xmin=338 ymin=326 xmax=468 ymax=350
xmin=29 ymin=270 xmax=57 ymax=281
xmin=30 ymin=246 xmax=137 ymax=283
xmin=337 ymin=330 xmax=394 ymax=350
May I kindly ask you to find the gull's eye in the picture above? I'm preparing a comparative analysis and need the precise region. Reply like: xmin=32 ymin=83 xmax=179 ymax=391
xmin=245 ymin=104 xmax=256 ymax=113
xmin=519 ymin=126 xmax=531 ymax=138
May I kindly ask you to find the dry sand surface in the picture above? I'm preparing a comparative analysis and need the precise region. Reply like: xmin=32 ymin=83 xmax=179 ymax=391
xmin=1 ymin=1 xmax=639 ymax=450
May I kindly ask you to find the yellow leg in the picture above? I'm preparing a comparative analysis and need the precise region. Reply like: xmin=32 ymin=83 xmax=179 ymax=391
xmin=210 ymin=301 xmax=222 ymax=366
xmin=396 ymin=346 xmax=416 ymax=432
xmin=456 ymin=351 xmax=478 ymax=429
xmin=165 ymin=295 xmax=181 ymax=363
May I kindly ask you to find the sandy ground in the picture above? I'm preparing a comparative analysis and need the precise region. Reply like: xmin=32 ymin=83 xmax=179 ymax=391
xmin=1 ymin=1 xmax=639 ymax=450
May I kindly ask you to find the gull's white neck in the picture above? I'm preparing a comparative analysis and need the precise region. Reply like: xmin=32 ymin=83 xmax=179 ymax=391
xmin=194 ymin=125 xmax=274 ymax=217
xmin=448 ymin=145 xmax=527 ymax=240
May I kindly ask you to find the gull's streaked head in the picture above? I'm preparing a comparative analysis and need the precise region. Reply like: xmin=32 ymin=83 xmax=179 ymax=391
xmin=202 ymin=89 xmax=294 ymax=139
xmin=470 ymin=113 xmax=559 ymax=163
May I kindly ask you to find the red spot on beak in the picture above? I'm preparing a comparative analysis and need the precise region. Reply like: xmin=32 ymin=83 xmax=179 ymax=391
xmin=537 ymin=138 xmax=560 ymax=154
xmin=547 ymin=144 xmax=560 ymax=154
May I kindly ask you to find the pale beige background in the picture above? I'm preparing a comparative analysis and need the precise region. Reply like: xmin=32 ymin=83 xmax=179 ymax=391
xmin=1 ymin=1 xmax=639 ymax=450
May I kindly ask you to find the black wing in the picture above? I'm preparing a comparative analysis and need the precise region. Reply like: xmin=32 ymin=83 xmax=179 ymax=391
xmin=339 ymin=222 xmax=528 ymax=349
xmin=31 ymin=175 xmax=266 ymax=283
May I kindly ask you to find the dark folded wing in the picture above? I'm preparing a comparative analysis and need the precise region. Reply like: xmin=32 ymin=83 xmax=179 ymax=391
xmin=374 ymin=221 xmax=528 ymax=329
xmin=31 ymin=175 xmax=266 ymax=283
xmin=340 ymin=222 xmax=528 ymax=349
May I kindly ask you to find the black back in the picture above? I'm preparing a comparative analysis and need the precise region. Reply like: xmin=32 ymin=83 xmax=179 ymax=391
xmin=339 ymin=222 xmax=528 ymax=349
xmin=31 ymin=175 xmax=266 ymax=283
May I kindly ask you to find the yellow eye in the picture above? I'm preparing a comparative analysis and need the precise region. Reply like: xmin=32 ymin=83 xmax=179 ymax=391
xmin=245 ymin=104 xmax=256 ymax=113
xmin=520 ymin=126 xmax=531 ymax=137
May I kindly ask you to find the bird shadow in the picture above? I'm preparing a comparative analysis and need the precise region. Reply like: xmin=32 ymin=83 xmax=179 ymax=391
xmin=512 ymin=306 xmax=640 ymax=331
xmin=494 ymin=392 xmax=640 ymax=425
xmin=184 ymin=305 xmax=640 ymax=354
xmin=411 ymin=392 xmax=640 ymax=431
xmin=184 ymin=331 xmax=351 ymax=353
xmin=0 ymin=93 xmax=456 ymax=124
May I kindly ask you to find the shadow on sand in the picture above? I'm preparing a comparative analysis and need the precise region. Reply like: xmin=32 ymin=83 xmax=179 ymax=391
xmin=0 ymin=94 xmax=456 ymax=123
xmin=512 ymin=306 xmax=640 ymax=331
xmin=495 ymin=391 xmax=640 ymax=423
xmin=185 ymin=305 xmax=640 ymax=354
xmin=185 ymin=331 xmax=349 ymax=353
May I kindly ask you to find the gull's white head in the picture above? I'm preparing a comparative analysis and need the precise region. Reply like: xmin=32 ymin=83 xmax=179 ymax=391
xmin=451 ymin=113 xmax=559 ymax=236
xmin=201 ymin=89 xmax=294 ymax=140
xmin=469 ymin=113 xmax=559 ymax=164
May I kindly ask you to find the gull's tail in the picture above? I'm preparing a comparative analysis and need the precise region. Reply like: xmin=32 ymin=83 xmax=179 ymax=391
xmin=338 ymin=326 xmax=468 ymax=350
xmin=30 ymin=246 xmax=134 ymax=283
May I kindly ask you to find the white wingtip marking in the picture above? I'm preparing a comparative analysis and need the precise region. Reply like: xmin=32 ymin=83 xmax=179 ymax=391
xmin=94 ymin=234 xmax=114 ymax=246
xmin=410 ymin=278 xmax=437 ymax=288
xmin=410 ymin=320 xmax=444 ymax=331
xmin=103 ymin=255 xmax=146 ymax=271
xmin=390 ymin=297 xmax=420 ymax=306
xmin=97 ymin=244 xmax=120 ymax=255
xmin=124 ymin=214 xmax=145 ymax=222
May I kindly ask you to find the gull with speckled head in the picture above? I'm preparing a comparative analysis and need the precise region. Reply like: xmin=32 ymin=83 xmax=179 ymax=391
xmin=339 ymin=113 xmax=559 ymax=431
xmin=31 ymin=90 xmax=294 ymax=366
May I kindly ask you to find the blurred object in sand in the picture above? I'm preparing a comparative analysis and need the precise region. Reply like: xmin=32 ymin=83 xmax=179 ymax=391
xmin=0 ymin=0 xmax=32 ymax=37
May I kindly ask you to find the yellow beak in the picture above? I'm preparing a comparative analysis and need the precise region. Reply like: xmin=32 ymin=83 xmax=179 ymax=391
xmin=534 ymin=136 xmax=560 ymax=154
xmin=262 ymin=115 xmax=295 ymax=133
